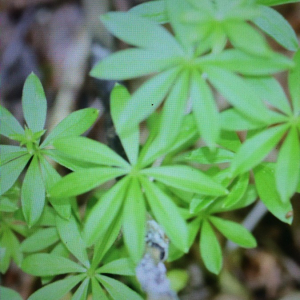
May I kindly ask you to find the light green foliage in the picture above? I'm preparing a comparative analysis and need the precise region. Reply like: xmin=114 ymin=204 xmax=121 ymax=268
xmin=1 ymin=0 xmax=300 ymax=298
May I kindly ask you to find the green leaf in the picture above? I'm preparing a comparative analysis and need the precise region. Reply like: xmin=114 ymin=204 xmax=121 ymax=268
xmin=0 ymin=153 xmax=31 ymax=195
xmin=205 ymin=67 xmax=273 ymax=124
xmin=253 ymin=5 xmax=298 ymax=51
xmin=0 ymin=145 xmax=28 ymax=165
xmin=21 ymin=156 xmax=46 ymax=226
xmin=123 ymin=177 xmax=146 ymax=263
xmin=41 ymin=108 xmax=99 ymax=147
xmin=97 ymin=258 xmax=135 ymax=276
xmin=28 ymin=274 xmax=85 ymax=300
xmin=184 ymin=147 xmax=234 ymax=164
xmin=22 ymin=73 xmax=47 ymax=132
xmin=254 ymin=163 xmax=293 ymax=224
xmin=142 ymin=70 xmax=189 ymax=163
xmin=83 ymin=177 xmax=129 ymax=246
xmin=49 ymin=167 xmax=127 ymax=198
xmin=111 ymin=84 xmax=139 ymax=165
xmin=210 ymin=216 xmax=257 ymax=248
xmin=91 ymin=278 xmax=109 ymax=300
xmin=20 ymin=227 xmax=59 ymax=252
xmin=0 ymin=287 xmax=22 ymax=300
xmin=288 ymin=50 xmax=300 ymax=114
xmin=53 ymin=136 xmax=130 ymax=169
xmin=230 ymin=124 xmax=288 ymax=176
xmin=200 ymin=220 xmax=222 ymax=274
xmin=222 ymin=173 xmax=249 ymax=208
xmin=22 ymin=253 xmax=86 ymax=276
xmin=98 ymin=275 xmax=143 ymax=300
xmin=130 ymin=0 xmax=167 ymax=23
xmin=71 ymin=278 xmax=89 ymax=300
xmin=217 ymin=131 xmax=241 ymax=152
xmin=141 ymin=165 xmax=228 ymax=196
xmin=275 ymin=126 xmax=300 ymax=201
xmin=255 ymin=0 xmax=300 ymax=6
xmin=140 ymin=177 xmax=188 ymax=252
xmin=39 ymin=155 xmax=71 ymax=219
xmin=119 ymin=67 xmax=181 ymax=135
xmin=56 ymin=214 xmax=90 ymax=268
xmin=90 ymin=48 xmax=179 ymax=80
xmin=100 ymin=12 xmax=183 ymax=55
xmin=191 ymin=70 xmax=220 ymax=147
xmin=0 ymin=105 xmax=24 ymax=138
xmin=225 ymin=21 xmax=271 ymax=56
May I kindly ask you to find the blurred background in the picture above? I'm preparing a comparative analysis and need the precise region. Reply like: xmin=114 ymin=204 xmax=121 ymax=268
xmin=1 ymin=0 xmax=300 ymax=299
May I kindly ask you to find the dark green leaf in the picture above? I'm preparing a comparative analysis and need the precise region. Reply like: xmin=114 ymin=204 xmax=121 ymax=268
xmin=28 ymin=274 xmax=85 ymax=300
xmin=253 ymin=5 xmax=298 ymax=51
xmin=20 ymin=228 xmax=59 ymax=252
xmin=21 ymin=156 xmax=45 ymax=226
xmin=98 ymin=275 xmax=143 ymax=300
xmin=141 ymin=177 xmax=189 ymax=252
xmin=123 ymin=177 xmax=146 ymax=263
xmin=83 ymin=177 xmax=129 ymax=246
xmin=200 ymin=220 xmax=222 ymax=274
xmin=289 ymin=50 xmax=300 ymax=114
xmin=230 ymin=124 xmax=288 ymax=176
xmin=141 ymin=165 xmax=228 ymax=196
xmin=0 ymin=153 xmax=31 ymax=195
xmin=210 ymin=216 xmax=257 ymax=248
xmin=275 ymin=126 xmax=300 ymax=201
xmin=56 ymin=214 xmax=90 ymax=268
xmin=22 ymin=253 xmax=86 ymax=276
xmin=49 ymin=167 xmax=127 ymax=198
xmin=97 ymin=258 xmax=135 ymax=276
xmin=22 ymin=73 xmax=47 ymax=132
xmin=0 ymin=105 xmax=24 ymax=138
xmin=254 ymin=163 xmax=293 ymax=224
xmin=41 ymin=108 xmax=99 ymax=147
xmin=53 ymin=136 xmax=130 ymax=169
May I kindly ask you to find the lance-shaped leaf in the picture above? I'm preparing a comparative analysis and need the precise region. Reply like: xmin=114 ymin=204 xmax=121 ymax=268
xmin=56 ymin=214 xmax=90 ymax=268
xmin=28 ymin=274 xmax=85 ymax=300
xmin=254 ymin=163 xmax=293 ymax=224
xmin=275 ymin=126 xmax=300 ymax=202
xmin=53 ymin=136 xmax=130 ymax=169
xmin=22 ymin=253 xmax=86 ymax=276
xmin=0 ymin=105 xmax=24 ymax=138
xmin=20 ymin=228 xmax=59 ymax=252
xmin=111 ymin=84 xmax=139 ymax=165
xmin=191 ymin=70 xmax=219 ymax=147
xmin=230 ymin=124 xmax=289 ymax=176
xmin=97 ymin=258 xmax=135 ymax=276
xmin=255 ymin=0 xmax=300 ymax=8
xmin=141 ymin=70 xmax=189 ymax=164
xmin=200 ymin=220 xmax=222 ymax=274
xmin=141 ymin=165 xmax=228 ymax=196
xmin=91 ymin=48 xmax=179 ymax=80
xmin=99 ymin=12 xmax=183 ymax=55
xmin=140 ymin=177 xmax=189 ymax=252
xmin=98 ymin=275 xmax=143 ymax=300
xmin=83 ymin=177 xmax=129 ymax=246
xmin=91 ymin=278 xmax=109 ymax=300
xmin=0 ymin=153 xmax=31 ymax=195
xmin=130 ymin=0 xmax=167 ymax=24
xmin=210 ymin=216 xmax=257 ymax=248
xmin=199 ymin=49 xmax=294 ymax=76
xmin=253 ymin=5 xmax=298 ymax=51
xmin=71 ymin=278 xmax=89 ymax=300
xmin=123 ymin=177 xmax=146 ymax=263
xmin=0 ymin=145 xmax=28 ymax=165
xmin=288 ymin=50 xmax=300 ymax=114
xmin=205 ymin=67 xmax=274 ymax=124
xmin=49 ymin=167 xmax=127 ymax=198
xmin=22 ymin=73 xmax=47 ymax=133
xmin=21 ymin=156 xmax=45 ymax=226
xmin=118 ymin=67 xmax=181 ymax=135
xmin=41 ymin=108 xmax=99 ymax=147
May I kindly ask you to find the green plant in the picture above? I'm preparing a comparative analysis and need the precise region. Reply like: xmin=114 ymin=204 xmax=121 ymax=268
xmin=1 ymin=0 xmax=299 ymax=299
